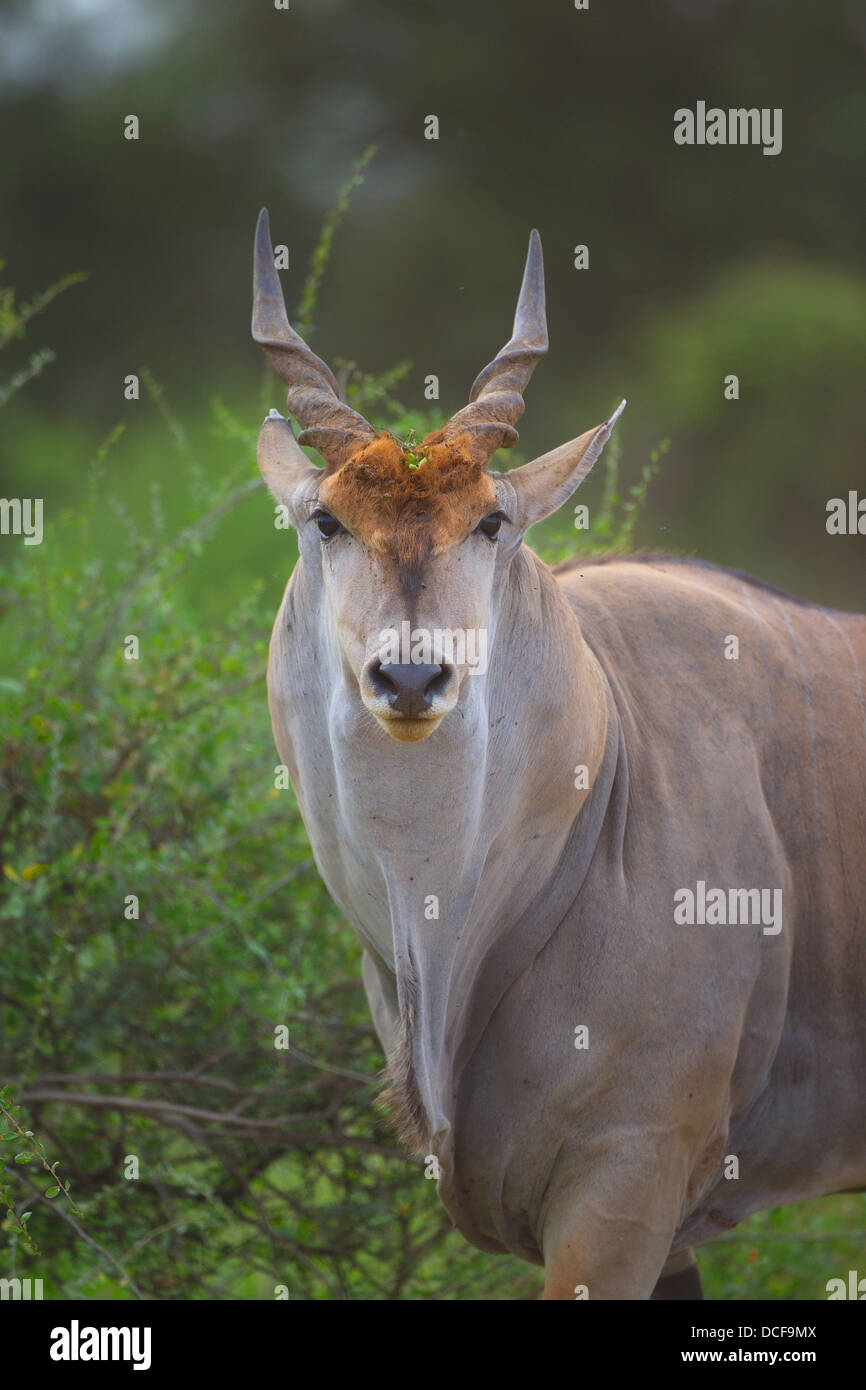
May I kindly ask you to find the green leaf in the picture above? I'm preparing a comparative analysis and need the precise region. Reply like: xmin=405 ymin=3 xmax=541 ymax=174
xmin=45 ymin=1186 xmax=60 ymax=1198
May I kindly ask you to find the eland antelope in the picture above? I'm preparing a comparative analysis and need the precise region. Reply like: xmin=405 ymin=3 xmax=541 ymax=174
xmin=251 ymin=209 xmax=866 ymax=1299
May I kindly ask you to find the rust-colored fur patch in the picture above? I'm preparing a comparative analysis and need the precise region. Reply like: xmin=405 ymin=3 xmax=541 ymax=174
xmin=319 ymin=431 xmax=497 ymax=569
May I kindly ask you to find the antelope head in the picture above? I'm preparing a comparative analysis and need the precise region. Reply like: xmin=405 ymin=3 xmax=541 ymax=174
xmin=252 ymin=208 xmax=624 ymax=745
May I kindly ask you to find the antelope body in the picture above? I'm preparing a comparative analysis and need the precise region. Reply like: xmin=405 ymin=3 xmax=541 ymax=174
xmin=251 ymin=210 xmax=866 ymax=1299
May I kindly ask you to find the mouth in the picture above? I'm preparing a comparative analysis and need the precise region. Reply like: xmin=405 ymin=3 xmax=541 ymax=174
xmin=373 ymin=712 xmax=445 ymax=743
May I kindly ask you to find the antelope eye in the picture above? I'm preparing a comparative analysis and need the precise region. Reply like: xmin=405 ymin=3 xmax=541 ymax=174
xmin=313 ymin=510 xmax=342 ymax=539
xmin=475 ymin=513 xmax=504 ymax=540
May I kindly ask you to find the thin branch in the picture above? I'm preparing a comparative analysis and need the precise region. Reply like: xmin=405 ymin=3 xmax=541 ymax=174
xmin=7 ymin=1166 xmax=145 ymax=1300
xmin=20 ymin=1089 xmax=329 ymax=1131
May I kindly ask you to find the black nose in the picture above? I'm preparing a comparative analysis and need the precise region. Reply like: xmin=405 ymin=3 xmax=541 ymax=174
xmin=372 ymin=663 xmax=447 ymax=717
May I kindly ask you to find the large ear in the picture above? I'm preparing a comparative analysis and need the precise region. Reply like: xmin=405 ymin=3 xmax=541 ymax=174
xmin=257 ymin=410 xmax=322 ymax=506
xmin=507 ymin=400 xmax=626 ymax=531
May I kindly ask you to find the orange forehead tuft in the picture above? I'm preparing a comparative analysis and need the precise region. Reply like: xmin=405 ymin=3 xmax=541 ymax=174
xmin=319 ymin=431 xmax=497 ymax=567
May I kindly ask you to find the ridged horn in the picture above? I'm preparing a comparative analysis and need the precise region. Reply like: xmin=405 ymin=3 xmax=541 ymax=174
xmin=252 ymin=208 xmax=375 ymax=469
xmin=443 ymin=229 xmax=548 ymax=463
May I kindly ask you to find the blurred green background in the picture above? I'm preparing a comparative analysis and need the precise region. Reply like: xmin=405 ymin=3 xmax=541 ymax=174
xmin=0 ymin=0 xmax=863 ymax=1300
